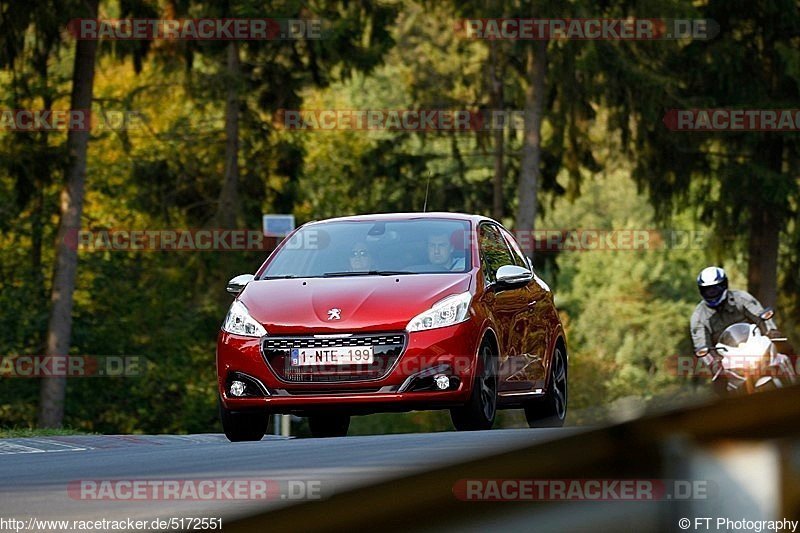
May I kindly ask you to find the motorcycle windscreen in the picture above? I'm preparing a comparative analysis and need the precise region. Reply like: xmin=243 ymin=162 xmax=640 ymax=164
xmin=717 ymin=323 xmax=753 ymax=348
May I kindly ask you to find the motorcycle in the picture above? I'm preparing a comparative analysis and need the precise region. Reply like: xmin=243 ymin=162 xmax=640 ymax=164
xmin=695 ymin=309 xmax=796 ymax=394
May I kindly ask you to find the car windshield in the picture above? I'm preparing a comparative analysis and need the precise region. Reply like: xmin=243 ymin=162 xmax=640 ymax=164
xmin=717 ymin=323 xmax=753 ymax=348
xmin=260 ymin=218 xmax=472 ymax=278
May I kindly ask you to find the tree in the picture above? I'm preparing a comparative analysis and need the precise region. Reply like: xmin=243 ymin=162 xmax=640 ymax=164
xmin=516 ymin=39 xmax=546 ymax=251
xmin=38 ymin=0 xmax=100 ymax=428
xmin=450 ymin=0 xmax=610 ymax=257
xmin=217 ymin=40 xmax=241 ymax=228
xmin=616 ymin=0 xmax=800 ymax=308
xmin=488 ymin=39 xmax=506 ymax=220
xmin=684 ymin=0 xmax=799 ymax=308
xmin=35 ymin=0 xmax=400 ymax=427
xmin=0 ymin=0 xmax=72 ymax=312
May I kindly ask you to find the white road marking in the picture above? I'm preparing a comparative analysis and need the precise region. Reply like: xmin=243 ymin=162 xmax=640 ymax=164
xmin=0 ymin=439 xmax=89 ymax=455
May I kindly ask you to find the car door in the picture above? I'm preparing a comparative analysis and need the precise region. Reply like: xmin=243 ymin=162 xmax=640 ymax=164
xmin=499 ymin=226 xmax=550 ymax=390
xmin=477 ymin=223 xmax=531 ymax=394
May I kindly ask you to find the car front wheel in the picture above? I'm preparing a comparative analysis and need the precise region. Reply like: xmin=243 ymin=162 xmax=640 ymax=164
xmin=219 ymin=397 xmax=268 ymax=442
xmin=451 ymin=340 xmax=497 ymax=431
xmin=524 ymin=345 xmax=567 ymax=428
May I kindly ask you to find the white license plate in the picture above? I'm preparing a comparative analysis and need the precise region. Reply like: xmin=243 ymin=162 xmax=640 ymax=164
xmin=290 ymin=346 xmax=374 ymax=366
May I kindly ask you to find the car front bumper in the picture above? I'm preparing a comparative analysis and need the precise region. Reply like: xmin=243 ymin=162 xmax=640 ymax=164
xmin=216 ymin=320 xmax=480 ymax=414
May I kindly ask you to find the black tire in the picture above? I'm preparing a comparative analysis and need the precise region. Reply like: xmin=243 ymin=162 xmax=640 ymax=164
xmin=712 ymin=376 xmax=729 ymax=397
xmin=219 ymin=397 xmax=268 ymax=442
xmin=524 ymin=345 xmax=567 ymax=428
xmin=450 ymin=340 xmax=497 ymax=431
xmin=308 ymin=413 xmax=350 ymax=438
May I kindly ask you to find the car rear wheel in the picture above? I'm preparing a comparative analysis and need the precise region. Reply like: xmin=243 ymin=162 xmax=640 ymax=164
xmin=450 ymin=340 xmax=497 ymax=431
xmin=308 ymin=414 xmax=350 ymax=438
xmin=524 ymin=345 xmax=567 ymax=428
xmin=219 ymin=397 xmax=268 ymax=442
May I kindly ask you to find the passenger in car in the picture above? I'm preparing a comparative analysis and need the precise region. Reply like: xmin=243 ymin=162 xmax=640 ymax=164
xmin=349 ymin=242 xmax=373 ymax=271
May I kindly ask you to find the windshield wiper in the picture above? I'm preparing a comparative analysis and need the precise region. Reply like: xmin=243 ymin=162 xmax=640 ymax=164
xmin=322 ymin=270 xmax=418 ymax=277
xmin=260 ymin=275 xmax=297 ymax=280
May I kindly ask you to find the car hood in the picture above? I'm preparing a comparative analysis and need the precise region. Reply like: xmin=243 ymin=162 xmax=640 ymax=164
xmin=238 ymin=274 xmax=472 ymax=334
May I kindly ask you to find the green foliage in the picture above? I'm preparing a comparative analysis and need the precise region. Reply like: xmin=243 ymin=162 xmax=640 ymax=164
xmin=541 ymin=161 xmax=707 ymax=408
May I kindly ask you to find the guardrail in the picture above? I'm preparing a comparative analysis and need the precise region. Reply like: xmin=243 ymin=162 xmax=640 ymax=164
xmin=224 ymin=385 xmax=800 ymax=532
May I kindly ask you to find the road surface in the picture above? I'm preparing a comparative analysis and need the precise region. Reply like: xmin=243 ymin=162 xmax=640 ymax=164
xmin=0 ymin=429 xmax=583 ymax=530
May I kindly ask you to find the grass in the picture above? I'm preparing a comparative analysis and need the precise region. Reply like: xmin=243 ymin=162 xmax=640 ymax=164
xmin=0 ymin=427 xmax=93 ymax=439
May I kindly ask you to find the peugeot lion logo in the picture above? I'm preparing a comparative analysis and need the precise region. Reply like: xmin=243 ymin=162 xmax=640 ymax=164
xmin=327 ymin=308 xmax=342 ymax=321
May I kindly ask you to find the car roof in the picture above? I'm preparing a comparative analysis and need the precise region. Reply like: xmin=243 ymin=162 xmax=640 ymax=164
xmin=302 ymin=212 xmax=499 ymax=227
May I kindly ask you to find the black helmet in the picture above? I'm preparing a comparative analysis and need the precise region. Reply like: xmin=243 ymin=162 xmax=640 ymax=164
xmin=697 ymin=266 xmax=728 ymax=308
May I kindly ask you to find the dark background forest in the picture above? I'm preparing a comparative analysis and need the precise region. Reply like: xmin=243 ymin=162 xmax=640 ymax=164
xmin=0 ymin=0 xmax=798 ymax=435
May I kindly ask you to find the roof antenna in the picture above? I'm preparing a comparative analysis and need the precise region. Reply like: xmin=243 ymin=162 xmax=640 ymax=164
xmin=423 ymin=172 xmax=431 ymax=213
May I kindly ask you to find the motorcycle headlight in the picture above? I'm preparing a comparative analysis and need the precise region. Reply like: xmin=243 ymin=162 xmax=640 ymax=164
xmin=222 ymin=300 xmax=267 ymax=337
xmin=406 ymin=292 xmax=472 ymax=332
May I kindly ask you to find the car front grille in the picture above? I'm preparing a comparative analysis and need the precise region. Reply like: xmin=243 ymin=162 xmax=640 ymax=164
xmin=261 ymin=333 xmax=406 ymax=383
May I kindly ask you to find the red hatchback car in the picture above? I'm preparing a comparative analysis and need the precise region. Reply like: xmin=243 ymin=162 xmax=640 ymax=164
xmin=217 ymin=213 xmax=567 ymax=439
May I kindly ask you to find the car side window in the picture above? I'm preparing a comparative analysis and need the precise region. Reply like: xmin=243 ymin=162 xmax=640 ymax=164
xmin=479 ymin=223 xmax=515 ymax=284
xmin=499 ymin=227 xmax=530 ymax=268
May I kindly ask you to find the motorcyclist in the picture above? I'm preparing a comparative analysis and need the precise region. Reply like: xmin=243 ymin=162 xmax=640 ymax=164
xmin=690 ymin=266 xmax=792 ymax=389
xmin=690 ymin=266 xmax=778 ymax=353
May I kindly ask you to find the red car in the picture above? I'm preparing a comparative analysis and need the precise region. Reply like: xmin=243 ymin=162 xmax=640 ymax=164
xmin=217 ymin=213 xmax=567 ymax=439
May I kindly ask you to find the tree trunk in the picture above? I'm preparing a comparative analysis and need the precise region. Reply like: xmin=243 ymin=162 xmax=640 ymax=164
xmin=746 ymin=139 xmax=784 ymax=308
xmin=489 ymin=41 xmax=504 ymax=221
xmin=747 ymin=208 xmax=780 ymax=308
xmin=38 ymin=0 xmax=99 ymax=428
xmin=32 ymin=43 xmax=54 ymax=302
xmin=515 ymin=40 xmax=547 ymax=259
xmin=217 ymin=41 xmax=241 ymax=228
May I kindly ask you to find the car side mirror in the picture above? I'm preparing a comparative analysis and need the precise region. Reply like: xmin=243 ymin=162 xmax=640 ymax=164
xmin=496 ymin=265 xmax=533 ymax=286
xmin=226 ymin=274 xmax=254 ymax=294
xmin=759 ymin=308 xmax=774 ymax=321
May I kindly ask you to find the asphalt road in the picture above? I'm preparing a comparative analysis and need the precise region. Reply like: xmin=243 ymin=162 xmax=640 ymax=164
xmin=0 ymin=429 xmax=584 ymax=531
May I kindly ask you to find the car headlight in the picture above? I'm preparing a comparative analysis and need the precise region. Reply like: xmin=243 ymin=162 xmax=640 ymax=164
xmin=406 ymin=292 xmax=472 ymax=332
xmin=222 ymin=300 xmax=267 ymax=337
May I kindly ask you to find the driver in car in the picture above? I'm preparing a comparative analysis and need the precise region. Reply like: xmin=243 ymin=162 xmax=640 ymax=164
xmin=427 ymin=232 xmax=465 ymax=271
